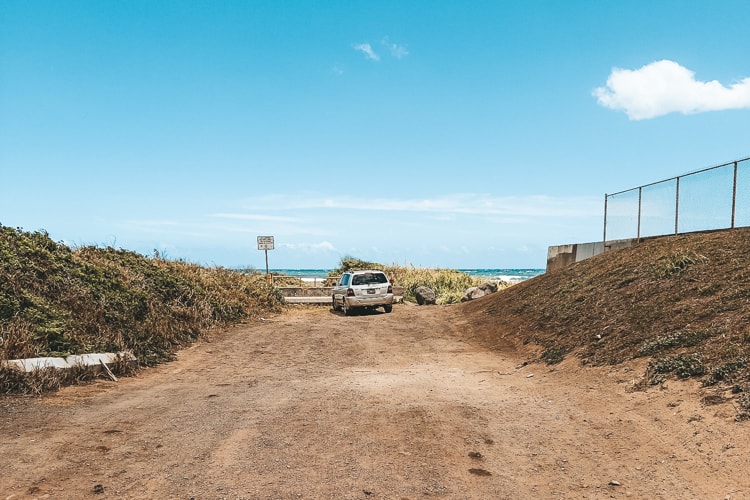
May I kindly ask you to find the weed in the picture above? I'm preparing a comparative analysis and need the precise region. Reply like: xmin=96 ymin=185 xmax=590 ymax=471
xmin=651 ymin=251 xmax=706 ymax=279
xmin=736 ymin=392 xmax=750 ymax=421
xmin=702 ymin=359 xmax=747 ymax=387
xmin=637 ymin=330 xmax=712 ymax=357
xmin=541 ymin=346 xmax=566 ymax=365
xmin=740 ymin=392 xmax=750 ymax=408
xmin=647 ymin=353 xmax=705 ymax=384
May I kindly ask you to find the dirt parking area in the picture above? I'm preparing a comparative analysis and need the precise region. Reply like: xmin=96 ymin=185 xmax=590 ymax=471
xmin=1 ymin=304 xmax=748 ymax=499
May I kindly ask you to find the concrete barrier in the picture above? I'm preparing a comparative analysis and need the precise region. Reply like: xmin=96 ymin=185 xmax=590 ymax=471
xmin=546 ymin=238 xmax=640 ymax=273
xmin=546 ymin=234 xmax=684 ymax=272
xmin=279 ymin=286 xmax=405 ymax=305
xmin=3 ymin=352 xmax=136 ymax=373
xmin=278 ymin=286 xmax=335 ymax=298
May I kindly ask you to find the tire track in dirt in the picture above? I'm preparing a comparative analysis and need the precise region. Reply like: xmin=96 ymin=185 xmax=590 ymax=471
xmin=1 ymin=304 xmax=748 ymax=498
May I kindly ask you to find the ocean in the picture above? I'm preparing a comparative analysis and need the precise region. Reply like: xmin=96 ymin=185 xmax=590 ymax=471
xmin=268 ymin=268 xmax=545 ymax=284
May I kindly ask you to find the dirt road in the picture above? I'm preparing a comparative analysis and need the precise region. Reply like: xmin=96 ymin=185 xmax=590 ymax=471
xmin=1 ymin=304 xmax=748 ymax=499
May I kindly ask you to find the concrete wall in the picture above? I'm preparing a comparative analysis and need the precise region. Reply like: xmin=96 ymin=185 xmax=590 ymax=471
xmin=546 ymin=238 xmax=639 ymax=273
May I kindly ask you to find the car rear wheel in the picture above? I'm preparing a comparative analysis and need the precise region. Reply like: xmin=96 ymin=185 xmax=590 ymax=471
xmin=383 ymin=304 xmax=393 ymax=313
xmin=342 ymin=299 xmax=352 ymax=316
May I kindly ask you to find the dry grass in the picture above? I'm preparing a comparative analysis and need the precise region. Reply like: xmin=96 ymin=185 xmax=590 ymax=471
xmin=459 ymin=228 xmax=750 ymax=398
xmin=0 ymin=225 xmax=284 ymax=393
xmin=331 ymin=256 xmax=510 ymax=304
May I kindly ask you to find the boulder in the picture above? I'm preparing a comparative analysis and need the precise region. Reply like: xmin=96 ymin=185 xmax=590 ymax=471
xmin=461 ymin=286 xmax=484 ymax=302
xmin=461 ymin=281 xmax=500 ymax=302
xmin=414 ymin=286 xmax=436 ymax=305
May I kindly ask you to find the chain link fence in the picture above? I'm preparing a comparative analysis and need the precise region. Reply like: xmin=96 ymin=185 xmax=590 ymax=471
xmin=604 ymin=158 xmax=750 ymax=243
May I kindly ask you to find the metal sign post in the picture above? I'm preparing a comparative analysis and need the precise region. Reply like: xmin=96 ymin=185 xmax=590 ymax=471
xmin=257 ymin=236 xmax=274 ymax=282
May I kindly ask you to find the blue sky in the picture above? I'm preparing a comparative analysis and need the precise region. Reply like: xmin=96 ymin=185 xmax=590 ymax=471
xmin=2 ymin=1 xmax=749 ymax=270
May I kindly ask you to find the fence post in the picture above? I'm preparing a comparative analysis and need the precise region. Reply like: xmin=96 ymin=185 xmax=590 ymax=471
xmin=732 ymin=161 xmax=738 ymax=229
xmin=674 ymin=177 xmax=680 ymax=235
xmin=637 ymin=187 xmax=642 ymax=241
xmin=603 ymin=193 xmax=608 ymax=245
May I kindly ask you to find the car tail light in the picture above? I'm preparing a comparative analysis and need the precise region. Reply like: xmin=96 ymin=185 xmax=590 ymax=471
xmin=346 ymin=288 xmax=355 ymax=297
xmin=387 ymin=285 xmax=393 ymax=293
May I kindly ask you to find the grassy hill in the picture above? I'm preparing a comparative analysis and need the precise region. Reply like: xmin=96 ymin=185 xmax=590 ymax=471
xmin=459 ymin=228 xmax=750 ymax=416
xmin=0 ymin=225 xmax=284 ymax=393
xmin=6 ymin=224 xmax=750 ymax=409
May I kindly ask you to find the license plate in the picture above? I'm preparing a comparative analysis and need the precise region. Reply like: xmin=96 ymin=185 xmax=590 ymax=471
xmin=367 ymin=289 xmax=375 ymax=294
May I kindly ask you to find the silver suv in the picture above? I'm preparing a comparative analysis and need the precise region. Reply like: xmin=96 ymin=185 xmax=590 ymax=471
xmin=332 ymin=270 xmax=394 ymax=315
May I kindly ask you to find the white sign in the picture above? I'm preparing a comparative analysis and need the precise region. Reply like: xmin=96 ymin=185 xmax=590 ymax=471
xmin=257 ymin=235 xmax=274 ymax=250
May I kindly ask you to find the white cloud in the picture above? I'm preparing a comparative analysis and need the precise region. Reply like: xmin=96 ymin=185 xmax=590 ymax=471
xmin=280 ymin=241 xmax=337 ymax=252
xmin=354 ymin=38 xmax=408 ymax=61
xmin=241 ymin=193 xmax=601 ymax=218
xmin=353 ymin=43 xmax=380 ymax=61
xmin=381 ymin=37 xmax=408 ymax=59
xmin=594 ymin=60 xmax=750 ymax=120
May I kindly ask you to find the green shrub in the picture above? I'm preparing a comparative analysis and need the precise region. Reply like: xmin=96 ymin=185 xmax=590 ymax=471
xmin=390 ymin=266 xmax=485 ymax=304
xmin=637 ymin=330 xmax=712 ymax=357
xmin=329 ymin=256 xmax=385 ymax=275
xmin=703 ymin=359 xmax=747 ymax=387
xmin=329 ymin=256 xmax=500 ymax=305
xmin=736 ymin=391 xmax=750 ymax=421
xmin=0 ymin=225 xmax=285 ymax=380
xmin=541 ymin=346 xmax=566 ymax=365
xmin=647 ymin=353 xmax=705 ymax=384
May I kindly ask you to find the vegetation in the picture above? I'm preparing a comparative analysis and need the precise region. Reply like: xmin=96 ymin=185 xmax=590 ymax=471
xmin=0 ymin=225 xmax=284 ymax=393
xmin=703 ymin=359 xmax=747 ymax=387
xmin=737 ymin=392 xmax=750 ymax=420
xmin=651 ymin=251 xmax=707 ymax=279
xmin=646 ymin=353 xmax=706 ymax=385
xmin=1 ymin=246 xmax=500 ymax=392
xmin=329 ymin=256 xmax=384 ymax=276
xmin=637 ymin=329 xmax=713 ymax=357
xmin=330 ymin=256 xmax=508 ymax=305
xmin=541 ymin=346 xmax=567 ymax=365
xmin=460 ymin=228 xmax=750 ymax=416
xmin=388 ymin=266 xmax=498 ymax=305
xmin=11 ymin=222 xmax=750 ymax=414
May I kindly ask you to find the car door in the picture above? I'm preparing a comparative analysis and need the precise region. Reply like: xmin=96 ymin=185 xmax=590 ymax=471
xmin=334 ymin=273 xmax=350 ymax=306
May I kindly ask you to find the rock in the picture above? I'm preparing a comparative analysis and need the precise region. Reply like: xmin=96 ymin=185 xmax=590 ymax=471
xmin=609 ymin=480 xmax=621 ymax=486
xmin=461 ymin=286 xmax=485 ymax=302
xmin=468 ymin=468 xmax=492 ymax=476
xmin=460 ymin=282 xmax=499 ymax=302
xmin=414 ymin=286 xmax=436 ymax=305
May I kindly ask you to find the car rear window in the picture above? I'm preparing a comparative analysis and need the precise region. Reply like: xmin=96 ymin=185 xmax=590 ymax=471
xmin=351 ymin=273 xmax=388 ymax=285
